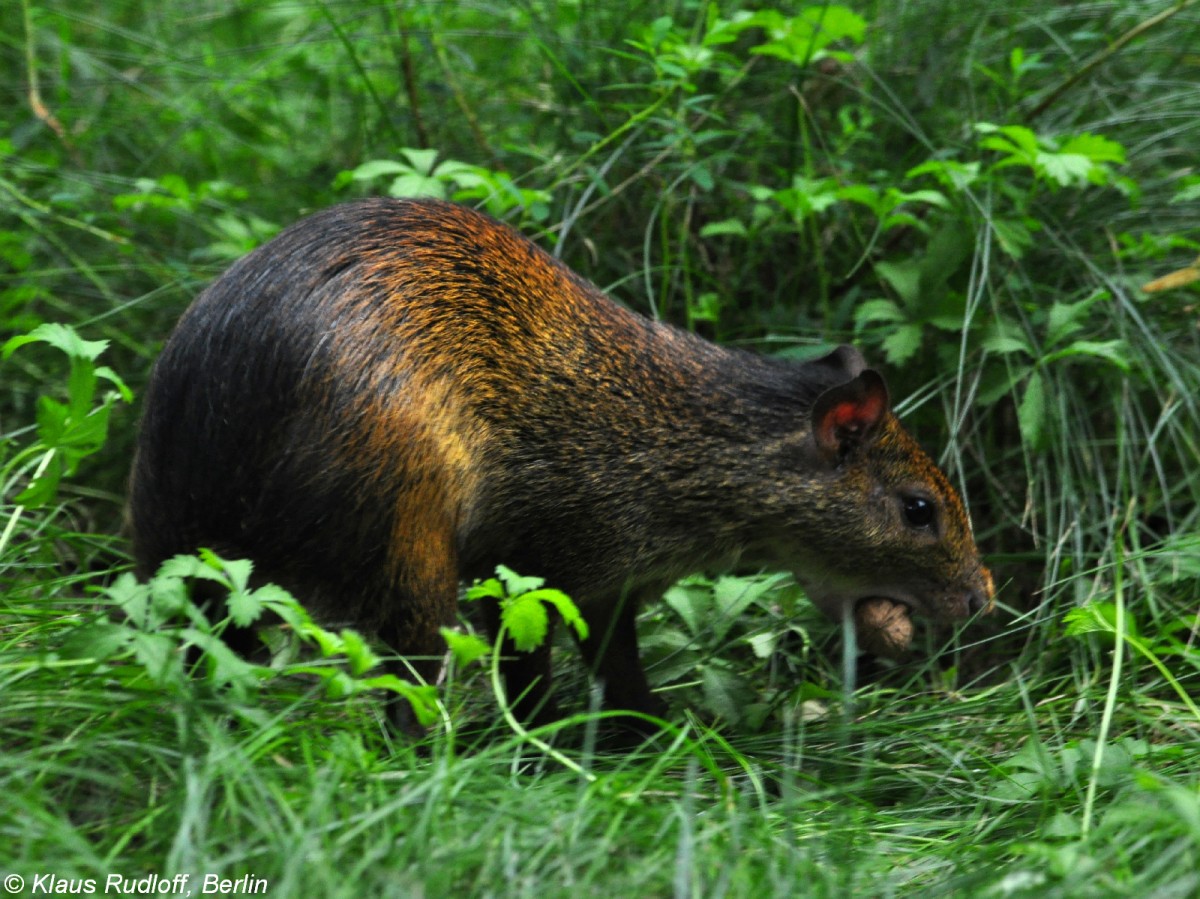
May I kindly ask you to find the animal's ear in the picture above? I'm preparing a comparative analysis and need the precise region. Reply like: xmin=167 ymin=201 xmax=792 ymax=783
xmin=811 ymin=369 xmax=890 ymax=460
xmin=810 ymin=344 xmax=866 ymax=379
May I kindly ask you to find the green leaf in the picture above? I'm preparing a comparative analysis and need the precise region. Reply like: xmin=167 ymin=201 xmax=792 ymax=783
xmin=197 ymin=550 xmax=253 ymax=593
xmin=853 ymin=298 xmax=905 ymax=327
xmin=131 ymin=631 xmax=185 ymax=687
xmin=387 ymin=173 xmax=446 ymax=199
xmin=700 ymin=663 xmax=755 ymax=726
xmin=1059 ymin=132 xmax=1126 ymax=166
xmin=874 ymin=258 xmax=922 ymax=305
xmin=749 ymin=6 xmax=865 ymax=65
xmin=1017 ymin=370 xmax=1046 ymax=449
xmin=1171 ymin=181 xmax=1200 ymax=204
xmin=709 ymin=575 xmax=778 ymax=642
xmin=1036 ymin=151 xmax=1095 ymax=188
xmin=991 ymin=218 xmax=1036 ymax=258
xmin=221 ymin=588 xmax=260 ymax=628
xmin=95 ymin=365 xmax=134 ymax=402
xmin=348 ymin=159 xmax=409 ymax=181
xmin=401 ymin=147 xmax=440 ymax=174
xmin=442 ymin=628 xmax=491 ymax=667
xmin=1064 ymin=602 xmax=1140 ymax=640
xmin=496 ymin=565 xmax=546 ymax=597
xmin=158 ymin=554 xmax=224 ymax=583
xmin=13 ymin=450 xmax=64 ymax=506
xmin=339 ymin=629 xmax=380 ymax=676
xmin=982 ymin=333 xmax=1033 ymax=356
xmin=465 ymin=577 xmax=505 ymax=602
xmin=1 ymin=322 xmax=110 ymax=363
xmin=386 ymin=680 xmax=441 ymax=726
xmin=746 ymin=631 xmax=778 ymax=660
xmin=302 ymin=624 xmax=346 ymax=658
xmin=699 ymin=219 xmax=748 ymax=238
xmin=906 ymin=159 xmax=981 ymax=192
xmin=1045 ymin=297 xmax=1099 ymax=347
xmin=502 ymin=593 xmax=550 ymax=652
xmin=880 ymin=323 xmax=924 ymax=365
xmin=663 ymin=579 xmax=712 ymax=637
xmin=1045 ymin=339 xmax=1131 ymax=373
xmin=61 ymin=622 xmax=135 ymax=662
xmin=531 ymin=589 xmax=589 ymax=641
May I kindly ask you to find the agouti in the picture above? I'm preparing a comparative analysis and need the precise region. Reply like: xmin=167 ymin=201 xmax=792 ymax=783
xmin=129 ymin=197 xmax=993 ymax=729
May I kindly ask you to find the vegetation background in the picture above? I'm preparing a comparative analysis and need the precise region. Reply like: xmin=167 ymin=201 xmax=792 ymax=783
xmin=2 ymin=0 xmax=1198 ymax=895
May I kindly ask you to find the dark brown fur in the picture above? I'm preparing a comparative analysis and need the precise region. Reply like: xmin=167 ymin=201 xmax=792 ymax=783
xmin=129 ymin=198 xmax=992 ymax=727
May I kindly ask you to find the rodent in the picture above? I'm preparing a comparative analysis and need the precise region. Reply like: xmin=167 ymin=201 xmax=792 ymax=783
xmin=128 ymin=197 xmax=994 ymax=730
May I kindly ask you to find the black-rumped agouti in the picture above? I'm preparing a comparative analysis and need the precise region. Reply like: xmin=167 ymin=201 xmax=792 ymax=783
xmin=129 ymin=197 xmax=993 ymax=728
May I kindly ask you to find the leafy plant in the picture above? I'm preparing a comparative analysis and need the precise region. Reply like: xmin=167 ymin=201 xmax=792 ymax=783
xmin=461 ymin=564 xmax=589 ymax=656
xmin=338 ymin=149 xmax=552 ymax=223
xmin=1 ymin=324 xmax=131 ymax=509
xmin=66 ymin=549 xmax=440 ymax=725
xmin=978 ymin=291 xmax=1132 ymax=449
xmin=640 ymin=573 xmax=808 ymax=731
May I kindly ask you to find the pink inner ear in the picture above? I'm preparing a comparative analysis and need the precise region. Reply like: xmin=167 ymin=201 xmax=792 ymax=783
xmin=828 ymin=390 xmax=884 ymax=434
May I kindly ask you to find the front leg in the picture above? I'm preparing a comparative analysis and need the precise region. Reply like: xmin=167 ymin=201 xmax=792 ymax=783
xmin=575 ymin=589 xmax=667 ymax=731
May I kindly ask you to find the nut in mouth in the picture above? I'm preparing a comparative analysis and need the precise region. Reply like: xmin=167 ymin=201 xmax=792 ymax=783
xmin=853 ymin=597 xmax=915 ymax=659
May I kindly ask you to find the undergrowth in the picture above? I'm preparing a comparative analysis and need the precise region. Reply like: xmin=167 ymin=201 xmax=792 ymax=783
xmin=2 ymin=0 xmax=1198 ymax=895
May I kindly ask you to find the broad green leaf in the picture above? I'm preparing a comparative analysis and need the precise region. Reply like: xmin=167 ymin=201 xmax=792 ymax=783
xmin=1 ymin=322 xmax=109 ymax=362
xmin=388 ymin=173 xmax=445 ymax=199
xmin=881 ymin=323 xmax=924 ymax=365
xmin=496 ymin=565 xmax=546 ymax=597
xmin=1171 ymin=181 xmax=1200 ymax=204
xmin=159 ymin=553 xmax=225 ymax=583
xmin=854 ymin=298 xmax=905 ymax=327
xmin=531 ymin=589 xmax=589 ymax=641
xmin=663 ymin=579 xmax=711 ymax=637
xmin=1036 ymin=151 xmax=1095 ymax=188
xmin=874 ymin=259 xmax=922 ymax=305
xmin=1059 ymin=132 xmax=1126 ymax=165
xmin=503 ymin=593 xmax=550 ymax=652
xmin=465 ymin=577 xmax=504 ymax=602
xmin=1064 ymin=602 xmax=1140 ymax=639
xmin=1045 ymin=339 xmax=1131 ymax=373
xmin=700 ymin=663 xmax=755 ymax=726
xmin=339 ymin=629 xmax=380 ymax=676
xmin=982 ymin=333 xmax=1033 ymax=356
xmin=61 ymin=622 xmax=135 ymax=661
xmin=906 ymin=159 xmax=981 ymax=191
xmin=348 ymin=159 xmax=408 ymax=181
xmin=1045 ymin=297 xmax=1100 ymax=347
xmin=991 ymin=218 xmax=1036 ymax=258
xmin=710 ymin=575 xmax=779 ymax=642
xmin=442 ymin=628 xmax=491 ymax=667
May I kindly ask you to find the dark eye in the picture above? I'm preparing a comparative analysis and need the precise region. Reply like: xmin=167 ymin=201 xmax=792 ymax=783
xmin=902 ymin=496 xmax=936 ymax=529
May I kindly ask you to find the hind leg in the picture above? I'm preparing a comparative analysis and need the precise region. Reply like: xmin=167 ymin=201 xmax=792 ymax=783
xmin=376 ymin=579 xmax=458 ymax=737
xmin=375 ymin=516 xmax=462 ymax=736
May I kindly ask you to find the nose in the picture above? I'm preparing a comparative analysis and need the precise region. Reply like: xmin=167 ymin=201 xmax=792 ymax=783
xmin=967 ymin=568 xmax=995 ymax=615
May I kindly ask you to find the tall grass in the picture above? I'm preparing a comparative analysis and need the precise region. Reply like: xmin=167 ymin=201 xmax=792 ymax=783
xmin=2 ymin=0 xmax=1199 ymax=894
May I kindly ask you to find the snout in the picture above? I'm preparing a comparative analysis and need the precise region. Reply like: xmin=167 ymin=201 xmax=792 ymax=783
xmin=969 ymin=568 xmax=998 ymax=619
xmin=960 ymin=566 xmax=995 ymax=618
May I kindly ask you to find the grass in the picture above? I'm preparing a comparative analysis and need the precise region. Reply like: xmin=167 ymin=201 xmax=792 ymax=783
xmin=3 ymin=0 xmax=1200 ymax=895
